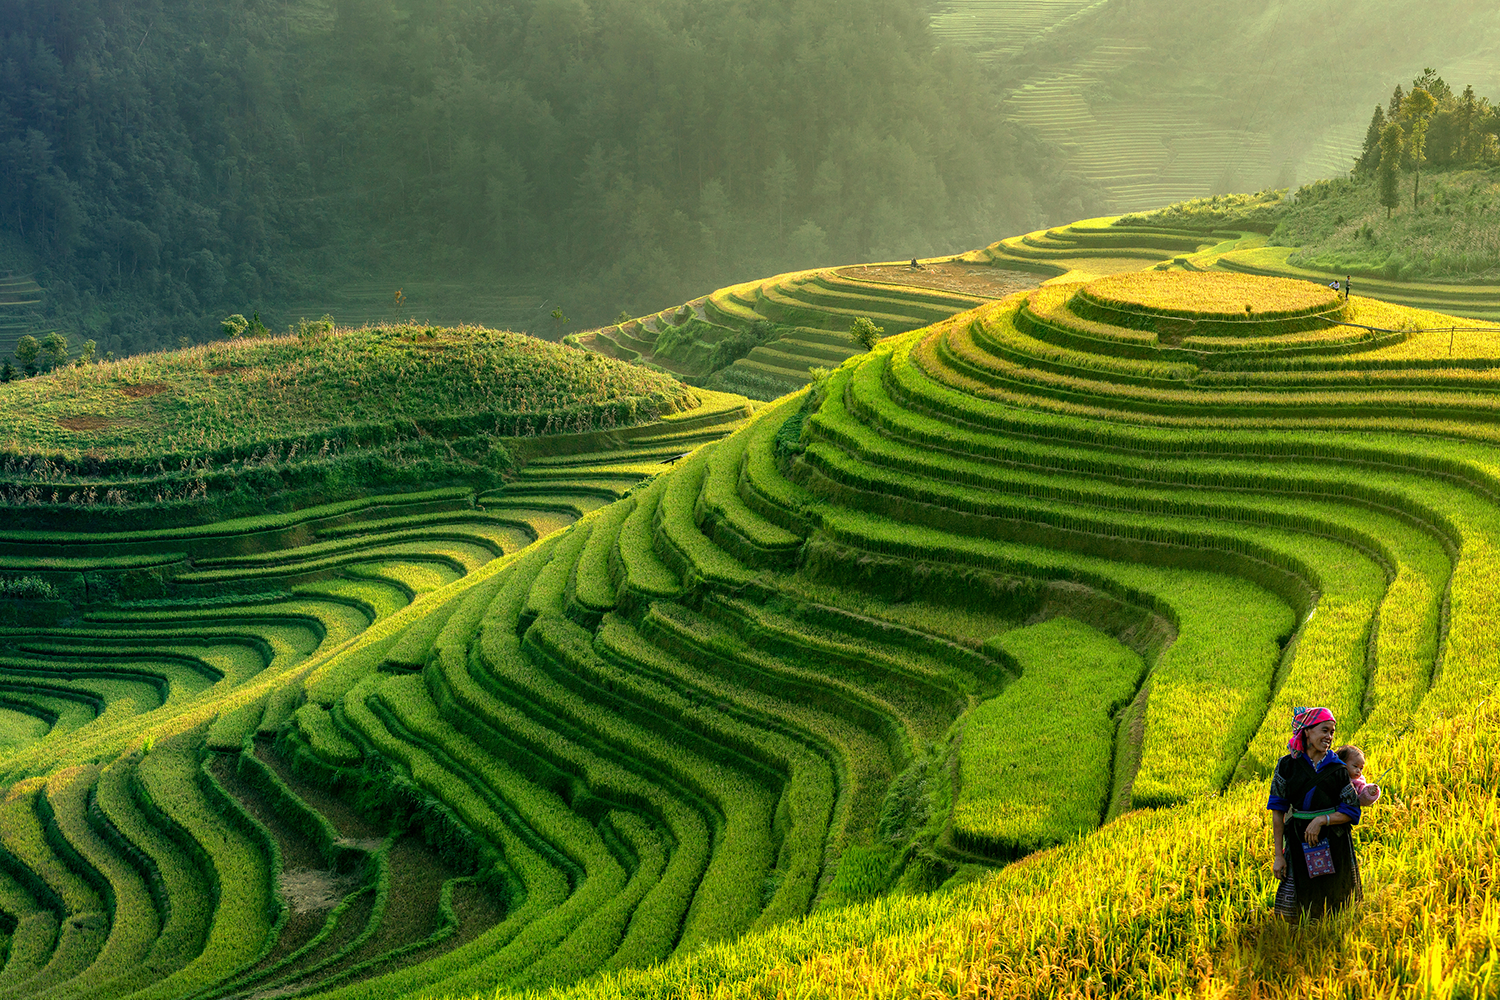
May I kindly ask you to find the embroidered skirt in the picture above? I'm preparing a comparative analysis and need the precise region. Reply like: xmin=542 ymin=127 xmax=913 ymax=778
xmin=1275 ymin=843 xmax=1363 ymax=920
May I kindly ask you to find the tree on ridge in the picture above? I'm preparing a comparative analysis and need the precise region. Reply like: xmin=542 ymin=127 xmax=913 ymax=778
xmin=1356 ymin=105 xmax=1386 ymax=173
xmin=1405 ymin=87 xmax=1437 ymax=211
xmin=41 ymin=333 xmax=68 ymax=371
xmin=1378 ymin=122 xmax=1404 ymax=219
xmin=14 ymin=336 xmax=39 ymax=376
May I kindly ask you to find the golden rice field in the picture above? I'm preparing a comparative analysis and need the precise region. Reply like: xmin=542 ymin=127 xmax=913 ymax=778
xmin=1082 ymin=271 xmax=1343 ymax=320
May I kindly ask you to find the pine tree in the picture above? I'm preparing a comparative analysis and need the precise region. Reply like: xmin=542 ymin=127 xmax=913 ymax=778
xmin=1356 ymin=106 xmax=1386 ymax=174
xmin=1388 ymin=84 xmax=1405 ymax=120
xmin=1412 ymin=68 xmax=1450 ymax=103
xmin=1458 ymin=85 xmax=1480 ymax=161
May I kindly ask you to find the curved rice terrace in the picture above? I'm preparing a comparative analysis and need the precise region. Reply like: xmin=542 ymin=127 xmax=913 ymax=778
xmin=0 ymin=322 xmax=762 ymax=999
xmin=0 ymin=275 xmax=45 ymax=367
xmin=0 ymin=222 xmax=1498 ymax=998
xmin=566 ymin=261 xmax=1042 ymax=402
xmin=980 ymin=211 xmax=1500 ymax=323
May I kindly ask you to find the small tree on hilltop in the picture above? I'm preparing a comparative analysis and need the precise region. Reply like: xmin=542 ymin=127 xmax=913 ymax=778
xmin=1378 ymin=121 xmax=1404 ymax=219
xmin=41 ymin=332 xmax=68 ymax=370
xmin=14 ymin=336 xmax=38 ymax=376
xmin=221 ymin=314 xmax=250 ymax=338
xmin=77 ymin=340 xmax=96 ymax=366
xmin=850 ymin=316 xmax=884 ymax=351
xmin=1 ymin=359 xmax=13 ymax=383
xmin=1404 ymin=87 xmax=1437 ymax=211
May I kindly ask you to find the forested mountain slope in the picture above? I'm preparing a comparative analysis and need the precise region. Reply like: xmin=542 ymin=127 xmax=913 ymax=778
xmin=932 ymin=0 xmax=1500 ymax=210
xmin=0 ymin=0 xmax=1091 ymax=358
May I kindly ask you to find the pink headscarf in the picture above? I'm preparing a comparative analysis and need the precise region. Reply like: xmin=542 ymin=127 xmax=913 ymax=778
xmin=1288 ymin=706 xmax=1335 ymax=755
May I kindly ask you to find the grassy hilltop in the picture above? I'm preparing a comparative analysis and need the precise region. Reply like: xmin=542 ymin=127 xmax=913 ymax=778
xmin=0 ymin=323 xmax=701 ymax=528
xmin=0 ymin=207 xmax=1498 ymax=999
xmin=0 ymin=324 xmax=687 ymax=459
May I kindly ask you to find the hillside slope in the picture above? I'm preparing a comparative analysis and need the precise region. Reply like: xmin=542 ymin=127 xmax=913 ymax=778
xmin=0 ymin=323 xmax=701 ymax=528
xmin=932 ymin=0 xmax=1500 ymax=209
xmin=1 ymin=262 xmax=1498 ymax=997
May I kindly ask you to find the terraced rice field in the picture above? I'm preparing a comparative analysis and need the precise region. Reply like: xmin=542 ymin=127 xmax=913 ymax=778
xmin=1003 ymin=55 xmax=1281 ymax=212
xmin=0 ymin=389 xmax=753 ymax=999
xmin=0 ymin=275 xmax=45 ymax=363
xmin=569 ymin=262 xmax=1032 ymax=401
xmin=928 ymin=0 xmax=1099 ymax=58
xmin=1215 ymin=245 xmax=1500 ymax=323
xmin=971 ymin=216 xmax=1500 ymax=326
xmin=990 ymin=20 xmax=1380 ymax=212
xmin=5 ymin=221 xmax=1500 ymax=997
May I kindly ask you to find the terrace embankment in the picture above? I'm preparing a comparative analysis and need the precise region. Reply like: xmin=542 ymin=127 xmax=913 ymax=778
xmin=567 ymin=260 xmax=1038 ymax=401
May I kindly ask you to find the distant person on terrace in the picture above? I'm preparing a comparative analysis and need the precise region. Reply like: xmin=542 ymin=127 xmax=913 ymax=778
xmin=1267 ymin=706 xmax=1363 ymax=919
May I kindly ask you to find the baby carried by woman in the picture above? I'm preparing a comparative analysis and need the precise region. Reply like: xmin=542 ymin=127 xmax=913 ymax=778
xmin=1336 ymin=744 xmax=1381 ymax=807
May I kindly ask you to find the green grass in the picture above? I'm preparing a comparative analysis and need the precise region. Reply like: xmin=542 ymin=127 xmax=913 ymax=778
xmin=0 ymin=324 xmax=689 ymax=462
xmin=1273 ymin=172 xmax=1500 ymax=283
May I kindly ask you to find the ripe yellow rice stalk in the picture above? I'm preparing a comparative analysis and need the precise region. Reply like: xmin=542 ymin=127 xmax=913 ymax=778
xmin=1083 ymin=270 xmax=1343 ymax=320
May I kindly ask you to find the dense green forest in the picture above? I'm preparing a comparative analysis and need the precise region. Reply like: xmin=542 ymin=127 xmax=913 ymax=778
xmin=0 ymin=0 xmax=1094 ymax=359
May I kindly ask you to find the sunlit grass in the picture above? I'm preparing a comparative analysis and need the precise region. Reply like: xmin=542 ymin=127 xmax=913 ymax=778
xmin=0 ymin=323 xmax=689 ymax=463
xmin=513 ymin=702 xmax=1500 ymax=1000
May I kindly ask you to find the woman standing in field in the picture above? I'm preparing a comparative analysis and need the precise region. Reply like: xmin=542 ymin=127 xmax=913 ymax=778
xmin=1267 ymin=706 xmax=1363 ymax=919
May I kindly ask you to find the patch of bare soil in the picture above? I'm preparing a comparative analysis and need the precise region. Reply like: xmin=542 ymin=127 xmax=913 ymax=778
xmin=120 ymin=382 xmax=170 ymax=398
xmin=280 ymin=868 xmax=363 ymax=913
xmin=57 ymin=415 xmax=110 ymax=430
xmin=840 ymin=262 xmax=1045 ymax=299
xmin=309 ymin=835 xmax=499 ymax=987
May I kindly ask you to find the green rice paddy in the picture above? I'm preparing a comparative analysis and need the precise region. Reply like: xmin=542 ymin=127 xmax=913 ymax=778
xmin=0 ymin=204 xmax=1498 ymax=999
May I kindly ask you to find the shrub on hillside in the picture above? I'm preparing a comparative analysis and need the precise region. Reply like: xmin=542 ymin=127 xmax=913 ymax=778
xmin=14 ymin=335 xmax=39 ymax=376
xmin=850 ymin=317 xmax=885 ymax=351
xmin=0 ymin=576 xmax=56 ymax=600
xmin=292 ymin=315 xmax=336 ymax=343
xmin=706 ymin=320 xmax=785 ymax=371
xmin=41 ymin=333 xmax=68 ymax=370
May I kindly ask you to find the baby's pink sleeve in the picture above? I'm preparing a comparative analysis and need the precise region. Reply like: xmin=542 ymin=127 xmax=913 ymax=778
xmin=1358 ymin=783 xmax=1381 ymax=806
